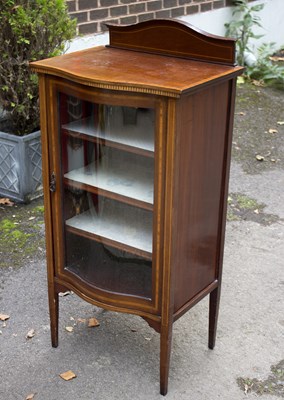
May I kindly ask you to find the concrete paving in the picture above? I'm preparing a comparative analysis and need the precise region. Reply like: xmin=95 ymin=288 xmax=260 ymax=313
xmin=1 ymin=89 xmax=284 ymax=400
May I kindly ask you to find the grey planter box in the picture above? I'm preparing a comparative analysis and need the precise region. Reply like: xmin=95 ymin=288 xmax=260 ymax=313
xmin=0 ymin=129 xmax=43 ymax=202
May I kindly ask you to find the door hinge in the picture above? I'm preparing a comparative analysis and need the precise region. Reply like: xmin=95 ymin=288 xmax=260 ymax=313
xmin=49 ymin=171 xmax=56 ymax=192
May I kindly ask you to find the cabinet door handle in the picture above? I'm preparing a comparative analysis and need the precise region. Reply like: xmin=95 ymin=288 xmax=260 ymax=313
xmin=49 ymin=172 xmax=56 ymax=192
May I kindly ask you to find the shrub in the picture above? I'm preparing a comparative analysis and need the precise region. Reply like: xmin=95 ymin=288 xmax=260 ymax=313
xmin=225 ymin=0 xmax=264 ymax=66
xmin=225 ymin=0 xmax=284 ymax=89
xmin=0 ymin=0 xmax=77 ymax=135
xmin=246 ymin=43 xmax=284 ymax=88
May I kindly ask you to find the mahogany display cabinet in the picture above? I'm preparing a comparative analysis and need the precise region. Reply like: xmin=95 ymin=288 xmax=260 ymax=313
xmin=31 ymin=19 xmax=243 ymax=395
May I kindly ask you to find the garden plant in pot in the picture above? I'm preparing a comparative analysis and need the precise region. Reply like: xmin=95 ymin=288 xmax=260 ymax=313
xmin=0 ymin=0 xmax=76 ymax=202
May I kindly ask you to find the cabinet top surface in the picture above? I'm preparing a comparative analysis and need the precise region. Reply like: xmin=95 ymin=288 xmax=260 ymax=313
xmin=31 ymin=46 xmax=242 ymax=97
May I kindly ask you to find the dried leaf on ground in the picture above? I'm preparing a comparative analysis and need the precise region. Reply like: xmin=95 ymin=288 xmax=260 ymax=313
xmin=277 ymin=121 xmax=284 ymax=125
xmin=26 ymin=329 xmax=35 ymax=339
xmin=65 ymin=326 xmax=74 ymax=333
xmin=252 ymin=79 xmax=264 ymax=87
xmin=28 ymin=216 xmax=36 ymax=221
xmin=58 ymin=291 xmax=72 ymax=297
xmin=0 ymin=314 xmax=10 ymax=321
xmin=77 ymin=318 xmax=86 ymax=323
xmin=88 ymin=317 xmax=100 ymax=328
xmin=269 ymin=128 xmax=278 ymax=134
xmin=237 ymin=111 xmax=246 ymax=116
xmin=26 ymin=393 xmax=36 ymax=399
xmin=237 ymin=76 xmax=245 ymax=84
xmin=0 ymin=198 xmax=14 ymax=206
xmin=59 ymin=370 xmax=77 ymax=381
xmin=270 ymin=56 xmax=284 ymax=62
xmin=256 ymin=155 xmax=264 ymax=161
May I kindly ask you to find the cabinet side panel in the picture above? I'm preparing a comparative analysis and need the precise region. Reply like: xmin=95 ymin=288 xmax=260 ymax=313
xmin=173 ymin=81 xmax=230 ymax=313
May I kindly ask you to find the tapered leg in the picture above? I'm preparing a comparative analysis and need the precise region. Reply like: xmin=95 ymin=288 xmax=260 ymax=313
xmin=49 ymin=285 xmax=59 ymax=348
xmin=208 ymin=286 xmax=221 ymax=350
xmin=160 ymin=322 xmax=173 ymax=396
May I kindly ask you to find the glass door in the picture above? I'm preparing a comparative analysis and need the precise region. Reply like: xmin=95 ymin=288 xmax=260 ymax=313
xmin=54 ymin=88 xmax=159 ymax=301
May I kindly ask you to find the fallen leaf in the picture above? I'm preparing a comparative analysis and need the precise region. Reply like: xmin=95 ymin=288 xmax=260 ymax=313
xmin=59 ymin=370 xmax=77 ymax=381
xmin=88 ymin=317 xmax=100 ymax=328
xmin=237 ymin=76 xmax=245 ymax=84
xmin=237 ymin=111 xmax=246 ymax=116
xmin=58 ymin=291 xmax=72 ymax=297
xmin=252 ymin=79 xmax=264 ymax=87
xmin=0 ymin=198 xmax=14 ymax=206
xmin=270 ymin=158 xmax=276 ymax=162
xmin=28 ymin=216 xmax=36 ymax=221
xmin=65 ymin=326 xmax=74 ymax=333
xmin=268 ymin=128 xmax=278 ymax=134
xmin=254 ymin=209 xmax=260 ymax=214
xmin=77 ymin=318 xmax=86 ymax=323
xmin=0 ymin=314 xmax=10 ymax=321
xmin=26 ymin=329 xmax=35 ymax=339
xmin=270 ymin=56 xmax=284 ymax=62
xmin=26 ymin=394 xmax=36 ymax=400
xmin=256 ymin=155 xmax=264 ymax=161
xmin=277 ymin=121 xmax=284 ymax=125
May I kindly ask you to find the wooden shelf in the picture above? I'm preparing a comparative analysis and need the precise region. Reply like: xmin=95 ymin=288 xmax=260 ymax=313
xmin=64 ymin=153 xmax=154 ymax=209
xmin=62 ymin=108 xmax=155 ymax=157
xmin=65 ymin=201 xmax=153 ymax=260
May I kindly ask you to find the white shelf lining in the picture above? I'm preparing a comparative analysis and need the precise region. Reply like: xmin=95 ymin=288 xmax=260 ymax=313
xmin=64 ymin=154 xmax=154 ymax=205
xmin=62 ymin=107 xmax=155 ymax=153
xmin=66 ymin=202 xmax=153 ymax=254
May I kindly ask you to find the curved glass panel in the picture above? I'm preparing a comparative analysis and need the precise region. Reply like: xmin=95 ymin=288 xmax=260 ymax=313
xmin=58 ymin=93 xmax=155 ymax=299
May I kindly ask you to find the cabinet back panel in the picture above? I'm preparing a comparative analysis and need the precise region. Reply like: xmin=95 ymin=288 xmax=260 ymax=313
xmin=173 ymin=81 xmax=230 ymax=313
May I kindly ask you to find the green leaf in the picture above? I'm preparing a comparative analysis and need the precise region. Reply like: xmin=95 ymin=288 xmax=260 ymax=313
xmin=0 ymin=0 xmax=76 ymax=135
xmin=250 ymin=4 xmax=265 ymax=12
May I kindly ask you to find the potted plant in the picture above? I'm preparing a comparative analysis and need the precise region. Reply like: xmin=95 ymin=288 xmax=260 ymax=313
xmin=0 ymin=0 xmax=76 ymax=202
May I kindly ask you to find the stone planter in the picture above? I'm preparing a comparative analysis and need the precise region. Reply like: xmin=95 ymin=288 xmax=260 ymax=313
xmin=0 ymin=129 xmax=43 ymax=202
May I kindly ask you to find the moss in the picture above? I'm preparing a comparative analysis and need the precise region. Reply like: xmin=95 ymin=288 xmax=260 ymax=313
xmin=235 ymin=194 xmax=260 ymax=210
xmin=226 ymin=210 xmax=240 ymax=222
xmin=237 ymin=360 xmax=284 ymax=397
xmin=0 ymin=198 xmax=45 ymax=269
xmin=33 ymin=205 xmax=44 ymax=214
xmin=1 ymin=218 xmax=16 ymax=231
xmin=227 ymin=193 xmax=280 ymax=225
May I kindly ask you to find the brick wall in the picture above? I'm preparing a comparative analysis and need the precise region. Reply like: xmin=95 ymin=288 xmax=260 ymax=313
xmin=67 ymin=0 xmax=236 ymax=35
